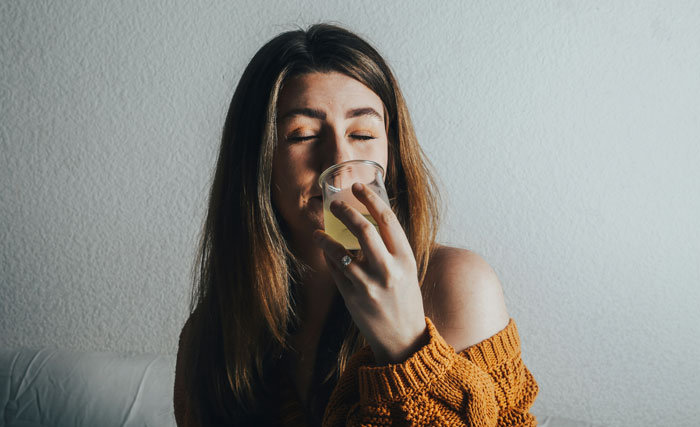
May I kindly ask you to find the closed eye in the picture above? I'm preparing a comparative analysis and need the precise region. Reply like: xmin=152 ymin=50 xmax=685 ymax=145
xmin=351 ymin=135 xmax=376 ymax=141
xmin=288 ymin=135 xmax=375 ymax=142
xmin=287 ymin=135 xmax=318 ymax=142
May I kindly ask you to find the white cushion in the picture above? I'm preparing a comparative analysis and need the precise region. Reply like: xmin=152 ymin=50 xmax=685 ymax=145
xmin=0 ymin=348 xmax=176 ymax=427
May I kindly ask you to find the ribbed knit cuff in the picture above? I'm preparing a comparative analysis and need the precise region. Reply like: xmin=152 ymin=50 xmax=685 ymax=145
xmin=357 ymin=317 xmax=457 ymax=403
xmin=460 ymin=319 xmax=520 ymax=373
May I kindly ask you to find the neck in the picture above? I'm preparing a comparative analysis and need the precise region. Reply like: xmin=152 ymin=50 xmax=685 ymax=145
xmin=288 ymin=241 xmax=337 ymax=322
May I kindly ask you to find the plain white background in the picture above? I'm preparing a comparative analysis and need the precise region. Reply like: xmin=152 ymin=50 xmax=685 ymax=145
xmin=1 ymin=2 xmax=698 ymax=426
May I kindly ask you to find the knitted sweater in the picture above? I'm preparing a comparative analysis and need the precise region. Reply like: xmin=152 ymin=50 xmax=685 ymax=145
xmin=174 ymin=317 xmax=538 ymax=426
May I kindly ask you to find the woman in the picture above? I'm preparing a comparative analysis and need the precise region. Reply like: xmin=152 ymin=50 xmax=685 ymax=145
xmin=174 ymin=23 xmax=538 ymax=426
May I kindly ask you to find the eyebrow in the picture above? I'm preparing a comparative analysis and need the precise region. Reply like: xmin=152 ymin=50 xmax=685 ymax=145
xmin=346 ymin=107 xmax=383 ymax=121
xmin=278 ymin=107 xmax=383 ymax=122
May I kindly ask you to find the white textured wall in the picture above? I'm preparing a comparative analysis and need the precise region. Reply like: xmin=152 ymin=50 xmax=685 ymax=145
xmin=1 ymin=2 xmax=698 ymax=426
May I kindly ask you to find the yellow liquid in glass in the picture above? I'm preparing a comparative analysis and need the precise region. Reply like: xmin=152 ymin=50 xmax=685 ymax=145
xmin=323 ymin=209 xmax=378 ymax=250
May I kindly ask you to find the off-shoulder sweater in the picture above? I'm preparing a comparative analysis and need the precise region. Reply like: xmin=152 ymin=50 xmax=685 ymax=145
xmin=174 ymin=317 xmax=538 ymax=426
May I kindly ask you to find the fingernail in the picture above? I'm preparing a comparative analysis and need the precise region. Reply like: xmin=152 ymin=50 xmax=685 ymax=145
xmin=353 ymin=183 xmax=364 ymax=192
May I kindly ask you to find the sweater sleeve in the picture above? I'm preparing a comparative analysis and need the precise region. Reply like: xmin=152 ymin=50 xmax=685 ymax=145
xmin=322 ymin=318 xmax=538 ymax=427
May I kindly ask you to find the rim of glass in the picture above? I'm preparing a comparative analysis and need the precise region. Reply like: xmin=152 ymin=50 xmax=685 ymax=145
xmin=318 ymin=159 xmax=385 ymax=189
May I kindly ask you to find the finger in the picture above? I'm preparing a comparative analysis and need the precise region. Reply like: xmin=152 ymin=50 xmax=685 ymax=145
xmin=351 ymin=182 xmax=412 ymax=256
xmin=312 ymin=230 xmax=369 ymax=285
xmin=321 ymin=251 xmax=356 ymax=298
xmin=329 ymin=200 xmax=391 ymax=261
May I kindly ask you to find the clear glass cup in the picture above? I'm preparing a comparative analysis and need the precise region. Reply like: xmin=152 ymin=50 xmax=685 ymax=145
xmin=318 ymin=160 xmax=391 ymax=250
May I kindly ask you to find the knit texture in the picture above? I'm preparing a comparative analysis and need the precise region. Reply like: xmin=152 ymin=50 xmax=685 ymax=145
xmin=174 ymin=318 xmax=538 ymax=426
xmin=320 ymin=318 xmax=537 ymax=427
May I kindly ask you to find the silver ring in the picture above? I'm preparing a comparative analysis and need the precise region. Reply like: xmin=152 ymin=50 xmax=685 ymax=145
xmin=340 ymin=255 xmax=352 ymax=268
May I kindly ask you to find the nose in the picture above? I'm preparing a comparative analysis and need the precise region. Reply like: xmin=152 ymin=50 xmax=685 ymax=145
xmin=320 ymin=131 xmax=354 ymax=173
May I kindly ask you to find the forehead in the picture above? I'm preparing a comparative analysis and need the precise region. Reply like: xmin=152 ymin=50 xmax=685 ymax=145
xmin=277 ymin=72 xmax=384 ymax=117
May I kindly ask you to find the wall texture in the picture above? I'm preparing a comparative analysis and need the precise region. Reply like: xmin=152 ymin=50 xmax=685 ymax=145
xmin=1 ymin=1 xmax=698 ymax=426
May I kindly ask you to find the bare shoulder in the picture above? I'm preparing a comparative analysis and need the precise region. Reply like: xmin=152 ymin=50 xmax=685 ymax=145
xmin=422 ymin=245 xmax=510 ymax=352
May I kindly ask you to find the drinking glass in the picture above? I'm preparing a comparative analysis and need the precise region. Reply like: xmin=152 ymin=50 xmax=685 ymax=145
xmin=318 ymin=160 xmax=390 ymax=250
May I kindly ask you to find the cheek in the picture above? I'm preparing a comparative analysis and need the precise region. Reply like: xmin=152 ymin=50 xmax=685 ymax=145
xmin=275 ymin=160 xmax=304 ymax=188
xmin=271 ymin=154 xmax=293 ymax=211
xmin=380 ymin=144 xmax=389 ymax=172
xmin=271 ymin=150 xmax=310 ymax=202
xmin=369 ymin=138 xmax=390 ymax=177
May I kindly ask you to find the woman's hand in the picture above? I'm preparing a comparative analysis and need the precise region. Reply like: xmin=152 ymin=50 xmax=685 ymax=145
xmin=313 ymin=183 xmax=428 ymax=365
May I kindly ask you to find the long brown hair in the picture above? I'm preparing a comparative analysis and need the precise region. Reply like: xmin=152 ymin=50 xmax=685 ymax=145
xmin=183 ymin=23 xmax=441 ymax=423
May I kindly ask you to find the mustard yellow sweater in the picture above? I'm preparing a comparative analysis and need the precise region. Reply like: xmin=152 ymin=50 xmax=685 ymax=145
xmin=174 ymin=318 xmax=538 ymax=426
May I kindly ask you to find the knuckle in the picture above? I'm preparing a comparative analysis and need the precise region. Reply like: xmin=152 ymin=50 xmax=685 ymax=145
xmin=363 ymin=284 xmax=383 ymax=304
xmin=378 ymin=264 xmax=393 ymax=281
xmin=358 ymin=221 xmax=374 ymax=236
xmin=379 ymin=209 xmax=397 ymax=227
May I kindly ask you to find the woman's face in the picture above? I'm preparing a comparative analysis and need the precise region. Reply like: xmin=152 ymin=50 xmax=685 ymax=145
xmin=272 ymin=71 xmax=389 ymax=247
